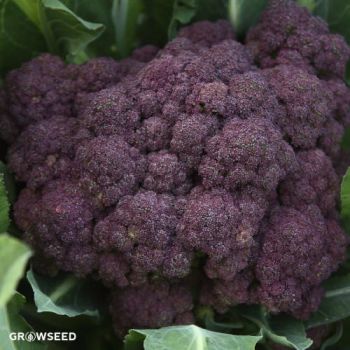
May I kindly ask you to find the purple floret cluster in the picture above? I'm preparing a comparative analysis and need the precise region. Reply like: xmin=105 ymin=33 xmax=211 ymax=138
xmin=1 ymin=0 xmax=350 ymax=334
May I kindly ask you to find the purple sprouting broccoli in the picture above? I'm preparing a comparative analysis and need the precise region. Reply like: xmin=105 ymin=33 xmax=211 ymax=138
xmin=79 ymin=85 xmax=141 ymax=137
xmin=178 ymin=19 xmax=235 ymax=47
xmin=143 ymin=151 xmax=191 ymax=194
xmin=279 ymin=149 xmax=339 ymax=215
xmin=170 ymin=114 xmax=219 ymax=168
xmin=93 ymin=190 xmax=192 ymax=286
xmin=7 ymin=116 xmax=90 ymax=188
xmin=198 ymin=117 xmax=296 ymax=192
xmin=262 ymin=65 xmax=333 ymax=149
xmin=4 ymin=54 xmax=76 ymax=127
xmin=110 ymin=281 xmax=194 ymax=336
xmin=1 ymin=0 xmax=350 ymax=335
xmin=14 ymin=180 xmax=97 ymax=277
xmin=72 ymin=57 xmax=128 ymax=93
xmin=256 ymin=205 xmax=347 ymax=319
xmin=246 ymin=0 xmax=350 ymax=78
xmin=74 ymin=136 xmax=146 ymax=207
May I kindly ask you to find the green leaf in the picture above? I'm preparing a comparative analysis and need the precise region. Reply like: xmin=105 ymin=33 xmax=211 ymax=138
xmin=320 ymin=323 xmax=343 ymax=350
xmin=312 ymin=0 xmax=350 ymax=81
xmin=168 ymin=0 xmax=198 ymax=39
xmin=0 ymin=234 xmax=32 ymax=307
xmin=313 ymin=0 xmax=350 ymax=56
xmin=13 ymin=0 xmax=105 ymax=62
xmin=138 ymin=0 xmax=175 ymax=47
xmin=62 ymin=0 xmax=117 ymax=57
xmin=240 ymin=305 xmax=312 ymax=350
xmin=0 ymin=161 xmax=16 ymax=205
xmin=125 ymin=325 xmax=262 ymax=350
xmin=193 ymin=0 xmax=228 ymax=22
xmin=307 ymin=274 xmax=350 ymax=328
xmin=0 ymin=0 xmax=46 ymax=75
xmin=112 ymin=0 xmax=144 ymax=58
xmin=27 ymin=269 xmax=100 ymax=318
xmin=0 ymin=293 xmax=45 ymax=350
xmin=196 ymin=307 xmax=243 ymax=333
xmin=228 ymin=0 xmax=268 ymax=38
xmin=297 ymin=0 xmax=317 ymax=12
xmin=341 ymin=168 xmax=350 ymax=231
xmin=0 ymin=168 xmax=10 ymax=233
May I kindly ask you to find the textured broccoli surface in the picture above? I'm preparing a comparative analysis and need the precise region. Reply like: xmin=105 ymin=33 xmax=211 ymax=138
xmin=1 ymin=0 xmax=350 ymax=334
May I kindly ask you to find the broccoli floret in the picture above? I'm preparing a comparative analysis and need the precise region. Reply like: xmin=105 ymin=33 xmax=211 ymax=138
xmin=263 ymin=65 xmax=333 ymax=148
xmin=74 ymin=136 xmax=146 ymax=206
xmin=93 ymin=190 xmax=192 ymax=286
xmin=256 ymin=205 xmax=347 ymax=319
xmin=279 ymin=149 xmax=339 ymax=215
xmin=8 ymin=116 xmax=89 ymax=188
xmin=199 ymin=118 xmax=296 ymax=192
xmin=246 ymin=0 xmax=350 ymax=78
xmin=3 ymin=1 xmax=350 ymax=334
xmin=5 ymin=54 xmax=76 ymax=127
xmin=110 ymin=281 xmax=194 ymax=336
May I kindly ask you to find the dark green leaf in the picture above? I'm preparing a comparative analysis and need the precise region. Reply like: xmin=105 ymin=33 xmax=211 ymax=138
xmin=125 ymin=325 xmax=262 ymax=350
xmin=240 ymin=305 xmax=312 ymax=350
xmin=0 ymin=293 xmax=45 ymax=350
xmin=320 ymin=323 xmax=343 ymax=350
xmin=138 ymin=0 xmax=175 ymax=46
xmin=62 ymin=0 xmax=117 ymax=57
xmin=0 ymin=167 xmax=10 ymax=233
xmin=297 ymin=0 xmax=317 ymax=12
xmin=0 ymin=0 xmax=45 ymax=75
xmin=307 ymin=274 xmax=350 ymax=328
xmin=196 ymin=307 xmax=243 ymax=333
xmin=112 ymin=0 xmax=143 ymax=58
xmin=27 ymin=268 xmax=100 ymax=318
xmin=341 ymin=128 xmax=350 ymax=150
xmin=228 ymin=0 xmax=268 ymax=38
xmin=193 ymin=0 xmax=228 ymax=22
xmin=13 ymin=0 xmax=105 ymax=62
xmin=314 ymin=0 xmax=350 ymax=45
xmin=0 ymin=161 xmax=17 ymax=205
xmin=168 ymin=0 xmax=198 ymax=39
xmin=341 ymin=168 xmax=350 ymax=231
xmin=0 ymin=234 xmax=32 ymax=307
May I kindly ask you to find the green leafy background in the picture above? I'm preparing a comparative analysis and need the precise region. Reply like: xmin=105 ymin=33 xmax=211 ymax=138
xmin=0 ymin=0 xmax=350 ymax=349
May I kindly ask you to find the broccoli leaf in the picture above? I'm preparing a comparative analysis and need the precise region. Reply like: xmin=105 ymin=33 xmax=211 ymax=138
xmin=228 ymin=0 xmax=268 ymax=38
xmin=0 ymin=234 xmax=32 ymax=307
xmin=341 ymin=167 xmax=350 ymax=231
xmin=196 ymin=307 xmax=244 ymax=333
xmin=296 ymin=0 xmax=317 ymax=12
xmin=313 ymin=0 xmax=350 ymax=45
xmin=0 ymin=0 xmax=46 ymax=75
xmin=112 ymin=0 xmax=144 ymax=58
xmin=0 ymin=167 xmax=10 ymax=233
xmin=61 ymin=0 xmax=117 ymax=57
xmin=306 ymin=274 xmax=350 ymax=328
xmin=13 ymin=0 xmax=105 ymax=63
xmin=320 ymin=323 xmax=343 ymax=350
xmin=193 ymin=0 xmax=228 ymax=22
xmin=124 ymin=325 xmax=262 ymax=350
xmin=299 ymin=0 xmax=350 ymax=84
xmin=240 ymin=305 xmax=313 ymax=350
xmin=168 ymin=0 xmax=198 ymax=39
xmin=27 ymin=269 xmax=100 ymax=318
xmin=0 ymin=293 xmax=45 ymax=350
xmin=0 ymin=161 xmax=17 ymax=205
